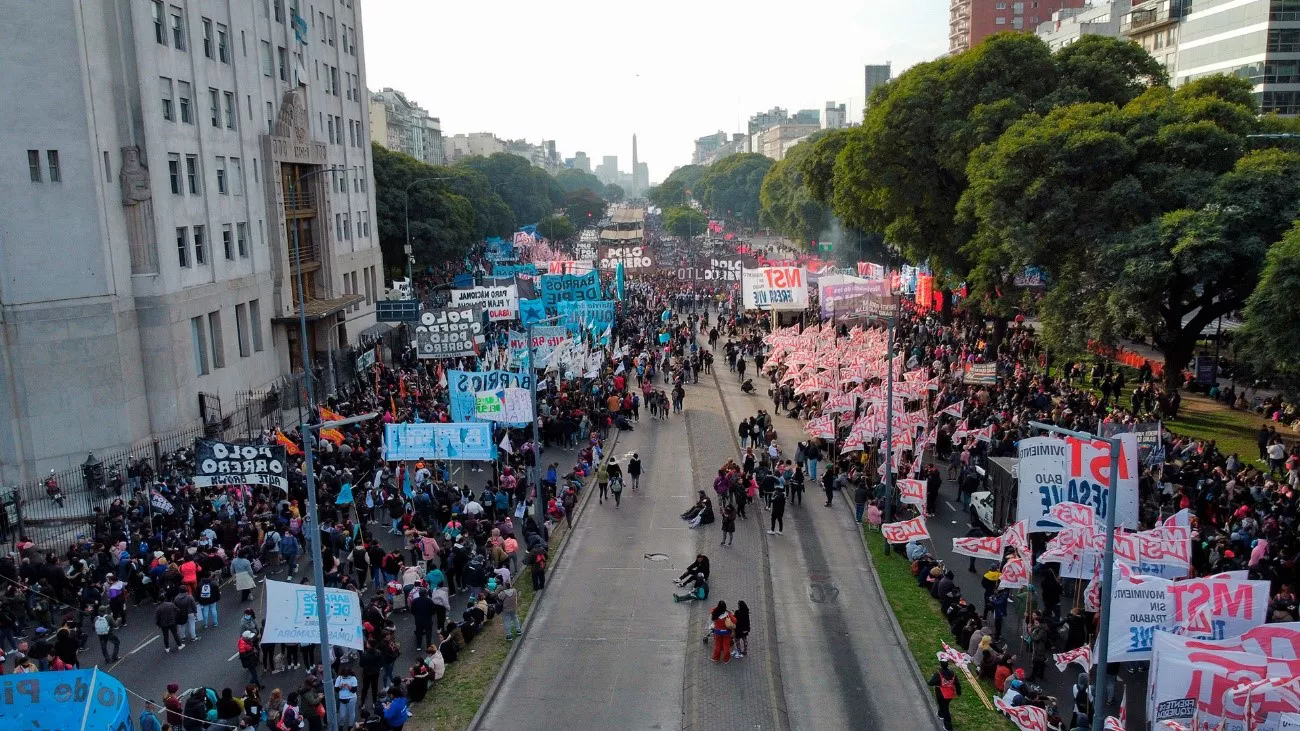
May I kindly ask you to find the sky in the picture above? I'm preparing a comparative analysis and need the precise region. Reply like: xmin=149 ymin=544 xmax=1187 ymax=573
xmin=362 ymin=0 xmax=949 ymax=184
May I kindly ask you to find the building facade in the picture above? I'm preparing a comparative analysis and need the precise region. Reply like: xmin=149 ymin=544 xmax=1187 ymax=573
xmin=950 ymin=0 xmax=1088 ymax=54
xmin=864 ymin=63 xmax=892 ymax=108
xmin=755 ymin=123 xmax=820 ymax=161
xmin=747 ymin=107 xmax=789 ymax=135
xmin=368 ymin=87 xmax=442 ymax=165
xmin=572 ymin=151 xmax=591 ymax=173
xmin=1 ymin=0 xmax=382 ymax=483
xmin=595 ymin=155 xmax=619 ymax=184
xmin=1121 ymin=0 xmax=1183 ymax=75
xmin=442 ymin=132 xmax=505 ymax=163
xmin=824 ymin=101 xmax=848 ymax=129
xmin=1036 ymin=0 xmax=1131 ymax=50
xmin=792 ymin=109 xmax=821 ymax=126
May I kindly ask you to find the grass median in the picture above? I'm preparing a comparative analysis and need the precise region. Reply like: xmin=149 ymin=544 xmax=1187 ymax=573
xmin=862 ymin=529 xmax=1013 ymax=731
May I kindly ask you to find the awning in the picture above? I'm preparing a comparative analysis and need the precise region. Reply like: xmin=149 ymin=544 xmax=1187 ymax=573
xmin=273 ymin=294 xmax=366 ymax=323
xmin=598 ymin=229 xmax=644 ymax=241
xmin=609 ymin=208 xmax=646 ymax=224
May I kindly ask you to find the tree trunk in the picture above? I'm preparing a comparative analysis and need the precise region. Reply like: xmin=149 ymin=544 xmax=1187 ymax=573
xmin=1160 ymin=338 xmax=1195 ymax=394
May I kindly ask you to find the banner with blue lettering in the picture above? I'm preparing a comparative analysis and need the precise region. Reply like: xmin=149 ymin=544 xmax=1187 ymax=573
xmin=540 ymin=270 xmax=600 ymax=310
xmin=493 ymin=263 xmax=539 ymax=277
xmin=485 ymin=237 xmax=516 ymax=262
xmin=5 ymin=669 xmax=134 ymax=731
xmin=518 ymin=298 xmax=546 ymax=325
xmin=447 ymin=369 xmax=535 ymax=423
xmin=384 ymin=422 xmax=496 ymax=461
xmin=558 ymin=300 xmax=616 ymax=336
xmin=1016 ymin=433 xmax=1140 ymax=532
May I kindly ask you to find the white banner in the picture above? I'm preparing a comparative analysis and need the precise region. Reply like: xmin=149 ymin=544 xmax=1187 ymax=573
xmin=742 ymin=267 xmax=809 ymax=311
xmin=1016 ymin=434 xmax=1140 ymax=532
xmin=1148 ymin=630 xmax=1300 ymax=731
xmin=1108 ymin=573 xmax=1173 ymax=662
xmin=897 ymin=478 xmax=926 ymax=507
xmin=474 ymin=387 xmax=533 ymax=423
xmin=451 ymin=285 xmax=518 ymax=322
xmin=261 ymin=579 xmax=364 ymax=650
xmin=881 ymin=516 xmax=930 ymax=544
xmin=1107 ymin=574 xmax=1270 ymax=662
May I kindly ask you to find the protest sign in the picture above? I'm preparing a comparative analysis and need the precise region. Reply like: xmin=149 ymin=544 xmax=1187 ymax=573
xmin=897 ymin=478 xmax=926 ymax=507
xmin=1167 ymin=576 xmax=1269 ymax=640
xmin=1000 ymin=556 xmax=1030 ymax=589
xmin=881 ymin=516 xmax=930 ymax=544
xmin=597 ymin=245 xmax=656 ymax=271
xmin=1053 ymin=645 xmax=1093 ymax=672
xmin=995 ymin=697 xmax=1050 ymax=731
xmin=558 ymin=300 xmax=616 ymax=335
xmin=193 ymin=439 xmax=288 ymax=492
xmin=3 ymin=669 xmax=134 ymax=731
xmin=1016 ymin=433 xmax=1139 ymax=532
xmin=540 ymin=270 xmax=601 ymax=309
xmin=675 ymin=255 xmax=754 ymax=282
xmin=1100 ymin=420 xmax=1165 ymax=467
xmin=742 ymin=266 xmax=809 ymax=311
xmin=447 ymin=369 xmax=534 ymax=423
xmin=261 ymin=579 xmax=364 ymax=650
xmin=451 ymin=285 xmax=518 ymax=322
xmin=508 ymin=325 xmax=567 ymax=368
xmin=414 ymin=307 xmax=484 ymax=358
xmin=383 ymin=422 xmax=495 ymax=462
xmin=493 ymin=263 xmax=539 ymax=277
xmin=474 ymin=387 xmax=533 ymax=423
xmin=1107 ymin=573 xmax=1173 ymax=661
xmin=1148 ymin=630 xmax=1300 ymax=731
xmin=544 ymin=260 xmax=594 ymax=275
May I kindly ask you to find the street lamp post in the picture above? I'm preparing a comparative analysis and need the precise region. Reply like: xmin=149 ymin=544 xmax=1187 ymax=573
xmin=287 ymin=165 xmax=354 ymax=731
xmin=524 ymin=314 xmax=565 ymax=530
xmin=1028 ymin=420 xmax=1122 ymax=731
xmin=404 ymin=177 xmax=454 ymax=284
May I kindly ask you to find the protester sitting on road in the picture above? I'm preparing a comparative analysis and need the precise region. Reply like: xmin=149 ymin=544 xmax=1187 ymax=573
xmin=675 ymin=555 xmax=711 ymax=586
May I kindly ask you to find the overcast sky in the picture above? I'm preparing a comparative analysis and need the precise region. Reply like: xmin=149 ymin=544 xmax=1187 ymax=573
xmin=362 ymin=1 xmax=948 ymax=184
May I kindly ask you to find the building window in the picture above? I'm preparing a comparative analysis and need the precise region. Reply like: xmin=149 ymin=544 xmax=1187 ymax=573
xmin=1272 ymin=1 xmax=1300 ymax=22
xmin=161 ymin=77 xmax=174 ymax=121
xmin=235 ymin=302 xmax=251 ymax=357
xmin=217 ymin=24 xmax=229 ymax=63
xmin=47 ymin=151 xmax=60 ymax=183
xmin=202 ymin=17 xmax=213 ymax=58
xmin=1013 ymin=16 xmax=1024 ymax=28
xmin=168 ymin=153 xmax=181 ymax=193
xmin=356 ymin=218 xmax=363 ymax=239
xmin=169 ymin=6 xmax=185 ymax=50
xmin=996 ymin=1 xmax=1006 ymax=7
xmin=224 ymin=92 xmax=236 ymax=129
xmin=186 ymin=155 xmax=199 ymax=194
xmin=208 ymin=312 xmax=225 ymax=368
xmin=336 ymin=213 xmax=343 ymax=241
xmin=273 ymin=0 xmax=284 ymax=23
xmin=177 ymin=226 xmax=190 ymax=267
xmin=28 ymin=149 xmax=41 ymax=182
xmin=230 ymin=157 xmax=243 ymax=195
xmin=216 ymin=156 xmax=227 ymax=193
xmin=278 ymin=46 xmax=288 ymax=82
xmin=222 ymin=223 xmax=234 ymax=259
xmin=191 ymin=316 xmax=208 ymax=376
xmin=104 ymin=150 xmax=112 ymax=182
xmin=368 ymin=267 xmax=377 ymax=307
xmin=194 ymin=225 xmax=206 ymax=264
xmin=178 ymin=81 xmax=192 ymax=123
xmin=343 ymin=213 xmax=350 ymax=240
xmin=331 ymin=66 xmax=339 ymax=96
xmin=249 ymin=299 xmax=264 ymax=351
xmin=237 ymin=222 xmax=249 ymax=257
xmin=267 ymin=101 xmax=274 ymax=134
xmin=153 ymin=1 xmax=166 ymax=44
xmin=995 ymin=16 xmax=1007 ymax=24
xmin=363 ymin=268 xmax=372 ymax=305
xmin=253 ymin=158 xmax=258 ymax=183
xmin=327 ymin=116 xmax=334 ymax=144
xmin=261 ymin=41 xmax=273 ymax=76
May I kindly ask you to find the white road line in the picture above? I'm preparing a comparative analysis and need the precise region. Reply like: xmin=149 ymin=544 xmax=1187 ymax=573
xmin=946 ymin=501 xmax=960 ymax=511
xmin=228 ymin=651 xmax=240 ymax=662
xmin=128 ymin=635 xmax=158 ymax=656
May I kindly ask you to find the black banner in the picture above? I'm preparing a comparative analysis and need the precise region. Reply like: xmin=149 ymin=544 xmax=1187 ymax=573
xmin=415 ymin=306 xmax=484 ymax=358
xmin=674 ymin=255 xmax=756 ymax=282
xmin=193 ymin=439 xmax=288 ymax=491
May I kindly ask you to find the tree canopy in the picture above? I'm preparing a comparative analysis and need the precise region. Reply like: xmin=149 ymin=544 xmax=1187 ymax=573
xmin=647 ymin=178 xmax=688 ymax=209
xmin=555 ymin=168 xmax=606 ymax=197
xmin=695 ymin=153 xmax=774 ymax=227
xmin=459 ymin=153 xmax=564 ymax=226
xmin=760 ymin=134 xmax=833 ymax=245
xmin=663 ymin=206 xmax=708 ymax=240
xmin=563 ymin=188 xmax=607 ymax=227
xmin=536 ymin=215 xmax=576 ymax=242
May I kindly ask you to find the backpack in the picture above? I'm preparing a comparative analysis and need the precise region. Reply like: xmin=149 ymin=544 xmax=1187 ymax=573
xmin=94 ymin=615 xmax=111 ymax=636
xmin=199 ymin=581 xmax=214 ymax=601
xmin=280 ymin=534 xmax=299 ymax=556
xmin=939 ymin=673 xmax=957 ymax=700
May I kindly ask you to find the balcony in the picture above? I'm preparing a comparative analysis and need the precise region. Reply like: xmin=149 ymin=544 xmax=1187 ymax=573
xmin=283 ymin=190 xmax=316 ymax=217
xmin=1121 ymin=3 xmax=1181 ymax=35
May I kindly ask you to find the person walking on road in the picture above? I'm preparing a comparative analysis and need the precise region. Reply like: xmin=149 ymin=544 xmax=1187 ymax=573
xmin=197 ymin=576 xmax=220 ymax=628
xmin=710 ymin=601 xmax=736 ymax=664
xmin=929 ymin=659 xmax=961 ymax=730
xmin=596 ymin=461 xmax=610 ymax=505
xmin=154 ymin=596 xmax=184 ymax=653
xmin=822 ymin=466 xmax=836 ymax=507
xmin=855 ymin=481 xmax=870 ymax=523
xmin=232 ymin=551 xmax=257 ymax=602
xmin=628 ymin=453 xmax=643 ymax=491
xmin=767 ymin=482 xmax=786 ymax=536
xmin=94 ymin=607 xmax=121 ymax=664
xmin=732 ymin=601 xmax=751 ymax=659
xmin=608 ymin=458 xmax=624 ymax=507
xmin=720 ymin=505 xmax=736 ymax=546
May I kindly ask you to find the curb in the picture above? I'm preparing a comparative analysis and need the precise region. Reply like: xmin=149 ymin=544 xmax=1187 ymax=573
xmin=466 ymin=431 xmax=619 ymax=731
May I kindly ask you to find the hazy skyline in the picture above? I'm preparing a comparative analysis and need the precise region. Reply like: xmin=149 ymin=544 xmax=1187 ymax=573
xmin=362 ymin=1 xmax=948 ymax=183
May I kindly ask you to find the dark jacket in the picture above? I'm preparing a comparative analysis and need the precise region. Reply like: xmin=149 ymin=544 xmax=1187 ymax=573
xmin=410 ymin=594 xmax=435 ymax=626
xmin=155 ymin=600 xmax=180 ymax=628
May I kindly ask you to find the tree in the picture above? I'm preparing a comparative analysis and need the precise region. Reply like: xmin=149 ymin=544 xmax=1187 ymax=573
xmin=604 ymin=183 xmax=625 ymax=203
xmin=459 ymin=153 xmax=564 ymax=225
xmin=960 ymin=76 xmax=1300 ymax=388
xmin=555 ymin=168 xmax=605 ymax=197
xmin=694 ymin=153 xmax=773 ymax=227
xmin=662 ymin=164 xmax=708 ymax=198
xmin=1238 ymin=223 xmax=1300 ymax=393
xmin=563 ymin=189 xmax=607 ymax=227
xmin=828 ymin=33 xmax=1167 ymax=275
xmin=536 ymin=215 xmax=576 ymax=242
xmin=760 ymin=135 xmax=831 ymax=245
xmin=647 ymin=178 xmax=687 ymax=209
xmin=664 ymin=206 xmax=708 ymax=241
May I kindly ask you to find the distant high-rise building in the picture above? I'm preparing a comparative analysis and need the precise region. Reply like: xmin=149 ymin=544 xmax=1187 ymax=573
xmin=631 ymin=135 xmax=649 ymax=196
xmin=572 ymin=151 xmax=591 ymax=173
xmin=748 ymin=107 xmax=789 ymax=135
xmin=792 ymin=109 xmax=821 ymax=126
xmin=950 ymin=0 xmax=1087 ymax=54
xmin=824 ymin=101 xmax=848 ymax=130
xmin=864 ymin=64 xmax=893 ymax=109
xmin=596 ymin=155 xmax=619 ymax=184
xmin=369 ymin=88 xmax=443 ymax=165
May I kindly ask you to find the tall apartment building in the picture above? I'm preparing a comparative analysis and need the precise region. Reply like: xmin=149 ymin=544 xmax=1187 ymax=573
xmin=442 ymin=132 xmax=505 ymax=163
xmin=369 ymin=87 xmax=442 ymax=165
xmin=824 ymin=101 xmax=848 ymax=129
xmin=1120 ymin=0 xmax=1183 ymax=75
xmin=595 ymin=156 xmax=619 ymax=184
xmin=950 ymin=0 xmax=1088 ymax=54
xmin=747 ymin=107 xmax=789 ymax=135
xmin=572 ymin=151 xmax=591 ymax=173
xmin=1 ymin=0 xmax=382 ymax=482
xmin=1036 ymin=1 xmax=1131 ymax=51
xmin=792 ymin=109 xmax=821 ymax=126
xmin=756 ymin=124 xmax=820 ymax=161
xmin=864 ymin=63 xmax=892 ymax=108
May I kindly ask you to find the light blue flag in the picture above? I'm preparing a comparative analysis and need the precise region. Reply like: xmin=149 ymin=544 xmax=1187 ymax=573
xmin=335 ymin=482 xmax=353 ymax=505
xmin=403 ymin=468 xmax=413 ymax=498
xmin=615 ymin=261 xmax=626 ymax=301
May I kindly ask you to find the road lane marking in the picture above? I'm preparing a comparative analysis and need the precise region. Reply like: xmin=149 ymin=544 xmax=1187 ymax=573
xmin=128 ymin=635 xmax=158 ymax=655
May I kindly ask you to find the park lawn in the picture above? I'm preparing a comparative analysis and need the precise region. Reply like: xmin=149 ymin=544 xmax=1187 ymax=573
xmin=1165 ymin=395 xmax=1269 ymax=464
xmin=864 ymin=531 xmax=1013 ymax=731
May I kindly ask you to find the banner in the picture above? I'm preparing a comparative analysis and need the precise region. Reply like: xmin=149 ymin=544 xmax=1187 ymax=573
xmin=540 ymin=269 xmax=601 ymax=309
xmin=261 ymin=579 xmax=364 ymax=650
xmin=675 ymin=255 xmax=754 ymax=282
xmin=1148 ymin=630 xmax=1300 ymax=730
xmin=597 ymin=245 xmax=655 ymax=271
xmin=3 ymin=669 xmax=133 ymax=731
xmin=995 ymin=696 xmax=1050 ymax=731
xmin=493 ymin=263 xmax=539 ymax=277
xmin=897 ymin=478 xmax=926 ymax=507
xmin=1167 ymin=576 xmax=1269 ymax=640
xmin=193 ymin=439 xmax=288 ymax=492
xmin=414 ymin=307 xmax=484 ymax=358
xmin=484 ymin=237 xmax=515 ymax=262
xmin=150 ymin=490 xmax=176 ymax=514
xmin=952 ymin=535 xmax=1003 ymax=559
xmin=475 ymin=387 xmax=533 ymax=423
xmin=447 ymin=369 xmax=534 ymax=423
xmin=1108 ymin=573 xmax=1173 ymax=661
xmin=881 ymin=516 xmax=930 ymax=544
xmin=384 ymin=422 xmax=495 ymax=462
xmin=451 ymin=285 xmax=518 ymax=322
xmin=508 ymin=325 xmax=567 ymax=368
xmin=742 ymin=267 xmax=809 ymax=311
xmin=519 ymin=298 xmax=546 ymax=325
xmin=857 ymin=261 xmax=886 ymax=280
xmin=1100 ymin=420 xmax=1165 ymax=467
xmin=544 ymin=260 xmax=594 ymax=275
xmin=558 ymin=300 xmax=616 ymax=335
xmin=1016 ymin=433 xmax=1139 ymax=532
